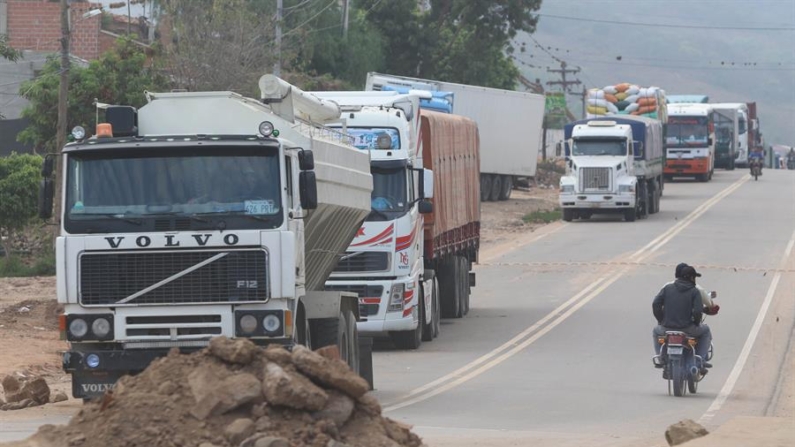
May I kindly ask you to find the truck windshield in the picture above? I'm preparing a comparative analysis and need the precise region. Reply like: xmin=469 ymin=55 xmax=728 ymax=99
xmin=666 ymin=117 xmax=709 ymax=147
xmin=65 ymin=145 xmax=283 ymax=233
xmin=368 ymin=166 xmax=410 ymax=221
xmin=572 ymin=139 xmax=626 ymax=156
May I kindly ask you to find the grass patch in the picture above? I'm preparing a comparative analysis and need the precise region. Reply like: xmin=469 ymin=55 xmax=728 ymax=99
xmin=522 ymin=208 xmax=562 ymax=224
xmin=0 ymin=253 xmax=56 ymax=277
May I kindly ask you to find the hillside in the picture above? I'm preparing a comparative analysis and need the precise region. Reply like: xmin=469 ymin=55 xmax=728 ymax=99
xmin=518 ymin=0 xmax=795 ymax=146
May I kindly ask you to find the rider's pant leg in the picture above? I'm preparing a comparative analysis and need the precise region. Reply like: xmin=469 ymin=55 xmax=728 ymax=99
xmin=652 ymin=325 xmax=666 ymax=355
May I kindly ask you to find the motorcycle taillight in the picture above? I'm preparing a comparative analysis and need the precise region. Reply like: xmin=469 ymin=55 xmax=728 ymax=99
xmin=667 ymin=334 xmax=685 ymax=345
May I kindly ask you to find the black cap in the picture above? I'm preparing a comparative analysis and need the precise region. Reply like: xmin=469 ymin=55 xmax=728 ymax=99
xmin=681 ymin=265 xmax=702 ymax=279
xmin=675 ymin=263 xmax=689 ymax=278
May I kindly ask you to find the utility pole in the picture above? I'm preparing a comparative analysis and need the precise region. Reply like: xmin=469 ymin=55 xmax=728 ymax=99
xmin=342 ymin=0 xmax=350 ymax=38
xmin=546 ymin=61 xmax=581 ymax=94
xmin=274 ymin=0 xmax=282 ymax=77
xmin=127 ymin=1 xmax=131 ymax=35
xmin=54 ymin=0 xmax=70 ymax=232
xmin=579 ymin=85 xmax=587 ymax=119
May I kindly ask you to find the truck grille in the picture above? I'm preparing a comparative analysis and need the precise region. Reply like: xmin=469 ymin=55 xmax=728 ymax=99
xmin=79 ymin=249 xmax=268 ymax=306
xmin=334 ymin=252 xmax=389 ymax=273
xmin=324 ymin=284 xmax=384 ymax=317
xmin=579 ymin=167 xmax=611 ymax=190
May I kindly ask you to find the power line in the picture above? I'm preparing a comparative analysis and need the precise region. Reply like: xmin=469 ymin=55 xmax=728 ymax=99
xmin=537 ymin=13 xmax=795 ymax=31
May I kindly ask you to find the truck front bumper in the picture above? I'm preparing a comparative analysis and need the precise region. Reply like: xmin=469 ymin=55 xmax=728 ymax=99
xmin=559 ymin=193 xmax=634 ymax=210
xmin=358 ymin=311 xmax=418 ymax=335
xmin=665 ymin=158 xmax=710 ymax=175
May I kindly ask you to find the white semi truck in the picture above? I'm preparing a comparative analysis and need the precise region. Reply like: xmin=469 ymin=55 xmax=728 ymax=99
xmin=39 ymin=76 xmax=374 ymax=398
xmin=313 ymin=90 xmax=481 ymax=349
xmin=711 ymin=103 xmax=748 ymax=170
xmin=365 ymin=72 xmax=544 ymax=202
xmin=559 ymin=116 xmax=664 ymax=222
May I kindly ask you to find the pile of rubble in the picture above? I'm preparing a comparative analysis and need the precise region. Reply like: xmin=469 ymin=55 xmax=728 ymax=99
xmin=10 ymin=337 xmax=425 ymax=447
xmin=1 ymin=374 xmax=68 ymax=411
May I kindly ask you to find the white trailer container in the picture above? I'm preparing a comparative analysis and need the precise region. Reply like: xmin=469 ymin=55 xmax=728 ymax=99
xmin=365 ymin=72 xmax=544 ymax=202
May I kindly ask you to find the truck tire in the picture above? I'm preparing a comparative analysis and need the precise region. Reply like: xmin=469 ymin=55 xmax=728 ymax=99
xmin=421 ymin=281 xmax=433 ymax=342
xmin=728 ymin=159 xmax=735 ymax=171
xmin=389 ymin=296 xmax=423 ymax=350
xmin=311 ymin=310 xmax=360 ymax=371
xmin=422 ymin=277 xmax=441 ymax=339
xmin=439 ymin=258 xmax=462 ymax=318
xmin=459 ymin=256 xmax=470 ymax=316
xmin=698 ymin=173 xmax=709 ymax=182
xmin=563 ymin=209 xmax=574 ymax=222
xmin=624 ymin=206 xmax=637 ymax=222
xmin=480 ymin=175 xmax=492 ymax=202
xmin=489 ymin=175 xmax=502 ymax=202
xmin=344 ymin=309 xmax=360 ymax=374
xmin=498 ymin=175 xmax=513 ymax=200
xmin=296 ymin=303 xmax=311 ymax=349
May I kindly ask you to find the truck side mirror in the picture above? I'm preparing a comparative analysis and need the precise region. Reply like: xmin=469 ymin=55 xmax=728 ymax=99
xmin=298 ymin=150 xmax=314 ymax=171
xmin=418 ymin=199 xmax=433 ymax=214
xmin=299 ymin=171 xmax=318 ymax=210
xmin=38 ymin=178 xmax=54 ymax=219
xmin=420 ymin=169 xmax=434 ymax=199
xmin=42 ymin=155 xmax=54 ymax=178
xmin=555 ymin=141 xmax=562 ymax=157
xmin=634 ymin=141 xmax=644 ymax=157
xmin=708 ymin=137 xmax=713 ymax=146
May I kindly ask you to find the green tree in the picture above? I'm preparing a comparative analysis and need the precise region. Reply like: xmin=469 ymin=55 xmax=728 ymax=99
xmin=17 ymin=38 xmax=171 ymax=152
xmin=0 ymin=34 xmax=21 ymax=62
xmin=0 ymin=153 xmax=42 ymax=257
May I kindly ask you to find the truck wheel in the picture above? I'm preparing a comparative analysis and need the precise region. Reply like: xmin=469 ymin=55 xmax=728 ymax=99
xmin=624 ymin=207 xmax=637 ymax=222
xmin=344 ymin=309 xmax=360 ymax=374
xmin=389 ymin=297 xmax=423 ymax=350
xmin=439 ymin=258 xmax=462 ymax=318
xmin=311 ymin=310 xmax=359 ymax=371
xmin=698 ymin=173 xmax=709 ymax=182
xmin=459 ymin=256 xmax=470 ymax=316
xmin=728 ymin=160 xmax=735 ymax=171
xmin=489 ymin=175 xmax=502 ymax=202
xmin=498 ymin=175 xmax=513 ymax=200
xmin=563 ymin=209 xmax=574 ymax=222
xmin=432 ymin=277 xmax=441 ymax=337
xmin=422 ymin=282 xmax=433 ymax=342
xmin=296 ymin=303 xmax=311 ymax=349
xmin=480 ymin=175 xmax=492 ymax=202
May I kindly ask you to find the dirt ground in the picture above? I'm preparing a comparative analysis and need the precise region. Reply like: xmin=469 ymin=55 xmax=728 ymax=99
xmin=479 ymin=187 xmax=560 ymax=247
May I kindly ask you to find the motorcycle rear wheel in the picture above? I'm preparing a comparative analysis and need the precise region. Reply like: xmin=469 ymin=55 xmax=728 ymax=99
xmin=671 ymin=360 xmax=687 ymax=397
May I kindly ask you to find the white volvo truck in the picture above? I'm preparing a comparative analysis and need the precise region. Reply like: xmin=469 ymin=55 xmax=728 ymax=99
xmin=559 ymin=116 xmax=664 ymax=222
xmin=39 ymin=76 xmax=373 ymax=398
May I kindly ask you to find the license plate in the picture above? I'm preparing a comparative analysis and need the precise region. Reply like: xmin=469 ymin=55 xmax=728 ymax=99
xmin=590 ymin=203 xmax=600 ymax=208
xmin=667 ymin=346 xmax=683 ymax=355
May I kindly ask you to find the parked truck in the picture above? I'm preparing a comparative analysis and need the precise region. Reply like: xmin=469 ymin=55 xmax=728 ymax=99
xmin=664 ymin=103 xmax=715 ymax=182
xmin=559 ymin=116 xmax=664 ymax=222
xmin=38 ymin=75 xmax=374 ymax=399
xmin=712 ymin=103 xmax=748 ymax=169
xmin=365 ymin=72 xmax=544 ymax=202
xmin=313 ymin=90 xmax=480 ymax=349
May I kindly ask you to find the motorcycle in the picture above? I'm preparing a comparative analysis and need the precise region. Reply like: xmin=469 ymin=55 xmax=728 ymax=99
xmin=788 ymin=157 xmax=795 ymax=170
xmin=652 ymin=291 xmax=717 ymax=397
xmin=653 ymin=331 xmax=711 ymax=396
xmin=750 ymin=159 xmax=762 ymax=181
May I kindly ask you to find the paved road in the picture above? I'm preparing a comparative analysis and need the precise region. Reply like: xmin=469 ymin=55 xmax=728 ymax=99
xmin=373 ymin=169 xmax=795 ymax=446
xmin=2 ymin=170 xmax=793 ymax=446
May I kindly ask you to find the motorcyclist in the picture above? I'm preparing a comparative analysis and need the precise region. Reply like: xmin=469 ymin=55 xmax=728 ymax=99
xmin=653 ymin=265 xmax=713 ymax=373
xmin=668 ymin=263 xmax=720 ymax=314
xmin=787 ymin=148 xmax=795 ymax=170
xmin=748 ymin=148 xmax=765 ymax=175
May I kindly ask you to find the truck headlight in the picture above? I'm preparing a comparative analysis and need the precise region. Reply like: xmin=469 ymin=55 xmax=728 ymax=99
xmin=91 ymin=318 xmax=111 ymax=338
xmin=263 ymin=314 xmax=281 ymax=333
xmin=69 ymin=318 xmax=88 ymax=338
xmin=619 ymin=184 xmax=635 ymax=193
xmin=239 ymin=315 xmax=258 ymax=334
xmin=560 ymin=185 xmax=574 ymax=194
xmin=388 ymin=283 xmax=405 ymax=312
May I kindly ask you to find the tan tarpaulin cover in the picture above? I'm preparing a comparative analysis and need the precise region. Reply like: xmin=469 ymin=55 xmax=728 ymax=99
xmin=421 ymin=110 xmax=481 ymax=241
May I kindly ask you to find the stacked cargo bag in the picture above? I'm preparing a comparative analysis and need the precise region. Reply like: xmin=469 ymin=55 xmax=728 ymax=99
xmin=585 ymin=83 xmax=667 ymax=121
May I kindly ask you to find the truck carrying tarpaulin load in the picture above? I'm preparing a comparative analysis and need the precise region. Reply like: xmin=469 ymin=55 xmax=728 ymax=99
xmin=40 ymin=75 xmax=375 ymax=399
xmin=365 ymin=72 xmax=544 ymax=202
xmin=422 ymin=110 xmax=480 ymax=319
xmin=560 ymin=115 xmax=664 ymax=222
xmin=316 ymin=91 xmax=480 ymax=350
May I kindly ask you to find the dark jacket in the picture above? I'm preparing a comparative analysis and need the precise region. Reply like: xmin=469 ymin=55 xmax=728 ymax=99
xmin=653 ymin=279 xmax=703 ymax=328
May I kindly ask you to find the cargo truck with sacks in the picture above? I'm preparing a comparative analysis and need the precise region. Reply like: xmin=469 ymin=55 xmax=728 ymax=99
xmin=365 ymin=72 xmax=543 ymax=202
xmin=586 ymin=83 xmax=668 ymax=122
xmin=559 ymin=116 xmax=664 ymax=222
xmin=315 ymin=91 xmax=480 ymax=349
xmin=38 ymin=75 xmax=374 ymax=399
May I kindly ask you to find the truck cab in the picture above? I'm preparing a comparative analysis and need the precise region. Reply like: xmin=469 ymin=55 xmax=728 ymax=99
xmin=315 ymin=91 xmax=437 ymax=350
xmin=665 ymin=104 xmax=715 ymax=182
xmin=560 ymin=116 xmax=664 ymax=222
